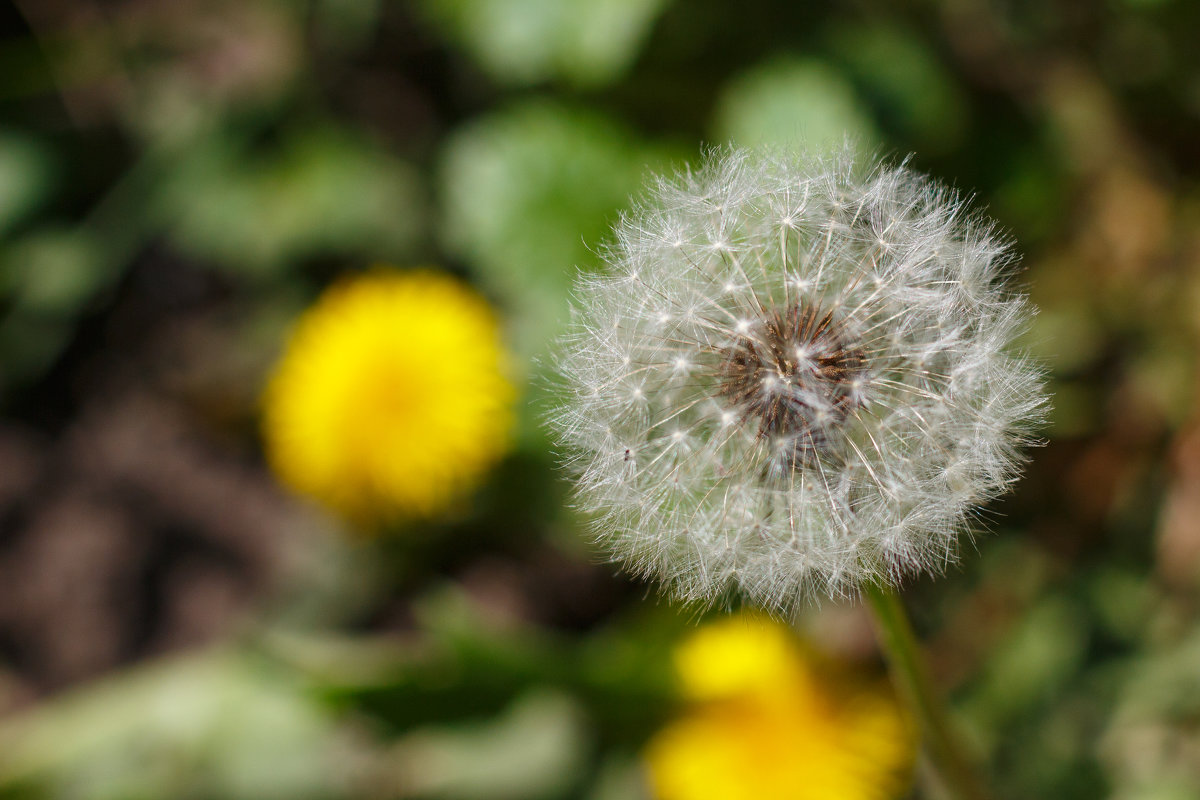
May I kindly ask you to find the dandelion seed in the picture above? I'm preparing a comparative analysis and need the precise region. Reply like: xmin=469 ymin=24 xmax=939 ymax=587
xmin=550 ymin=147 xmax=1044 ymax=611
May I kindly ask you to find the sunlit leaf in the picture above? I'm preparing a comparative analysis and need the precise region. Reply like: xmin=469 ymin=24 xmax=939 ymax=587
xmin=712 ymin=58 xmax=879 ymax=150
xmin=158 ymin=126 xmax=423 ymax=277
xmin=418 ymin=0 xmax=672 ymax=86
xmin=0 ymin=651 xmax=365 ymax=800
xmin=397 ymin=690 xmax=588 ymax=799
xmin=440 ymin=101 xmax=671 ymax=363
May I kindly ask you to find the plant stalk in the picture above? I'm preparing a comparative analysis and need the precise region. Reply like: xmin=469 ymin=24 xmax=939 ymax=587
xmin=862 ymin=582 xmax=992 ymax=800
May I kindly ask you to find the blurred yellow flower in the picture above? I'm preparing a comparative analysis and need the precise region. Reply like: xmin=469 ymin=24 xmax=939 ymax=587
xmin=645 ymin=615 xmax=915 ymax=800
xmin=262 ymin=269 xmax=514 ymax=522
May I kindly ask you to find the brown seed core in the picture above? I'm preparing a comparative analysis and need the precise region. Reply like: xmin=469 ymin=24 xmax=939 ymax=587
xmin=718 ymin=302 xmax=866 ymax=461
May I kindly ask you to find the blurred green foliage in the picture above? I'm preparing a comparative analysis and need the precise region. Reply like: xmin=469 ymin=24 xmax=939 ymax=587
xmin=416 ymin=0 xmax=673 ymax=86
xmin=439 ymin=101 xmax=670 ymax=363
xmin=712 ymin=57 xmax=879 ymax=150
xmin=1 ymin=0 xmax=1200 ymax=799
xmin=0 ymin=652 xmax=354 ymax=800
xmin=159 ymin=125 xmax=424 ymax=279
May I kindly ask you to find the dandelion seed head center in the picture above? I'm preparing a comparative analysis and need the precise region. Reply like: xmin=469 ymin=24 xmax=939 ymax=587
xmin=717 ymin=301 xmax=867 ymax=455
xmin=550 ymin=147 xmax=1046 ymax=608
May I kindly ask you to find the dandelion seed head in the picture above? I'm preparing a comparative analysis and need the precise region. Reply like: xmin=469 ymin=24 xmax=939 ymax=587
xmin=551 ymin=147 xmax=1045 ymax=612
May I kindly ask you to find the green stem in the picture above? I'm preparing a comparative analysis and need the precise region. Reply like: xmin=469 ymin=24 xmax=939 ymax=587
xmin=862 ymin=582 xmax=992 ymax=800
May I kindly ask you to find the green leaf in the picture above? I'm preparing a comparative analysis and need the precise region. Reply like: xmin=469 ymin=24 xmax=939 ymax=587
xmin=0 ymin=228 xmax=105 ymax=315
xmin=159 ymin=126 xmax=424 ymax=278
xmin=0 ymin=130 xmax=54 ymax=237
xmin=395 ymin=690 xmax=589 ymax=800
xmin=961 ymin=596 xmax=1090 ymax=733
xmin=829 ymin=25 xmax=969 ymax=152
xmin=439 ymin=101 xmax=670 ymax=364
xmin=418 ymin=0 xmax=672 ymax=86
xmin=712 ymin=57 xmax=879 ymax=150
xmin=0 ymin=650 xmax=361 ymax=800
xmin=0 ymin=227 xmax=109 ymax=387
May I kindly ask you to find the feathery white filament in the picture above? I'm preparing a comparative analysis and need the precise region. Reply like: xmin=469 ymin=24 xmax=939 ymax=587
xmin=551 ymin=148 xmax=1045 ymax=612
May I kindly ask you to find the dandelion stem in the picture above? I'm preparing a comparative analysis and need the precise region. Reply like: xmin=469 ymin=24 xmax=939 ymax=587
xmin=862 ymin=582 xmax=992 ymax=800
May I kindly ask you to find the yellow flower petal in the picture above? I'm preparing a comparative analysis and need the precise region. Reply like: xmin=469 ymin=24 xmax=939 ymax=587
xmin=672 ymin=614 xmax=804 ymax=701
xmin=261 ymin=269 xmax=515 ymax=522
xmin=646 ymin=615 xmax=916 ymax=800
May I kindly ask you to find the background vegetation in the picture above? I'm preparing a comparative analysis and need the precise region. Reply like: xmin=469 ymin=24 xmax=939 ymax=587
xmin=1 ymin=0 xmax=1199 ymax=798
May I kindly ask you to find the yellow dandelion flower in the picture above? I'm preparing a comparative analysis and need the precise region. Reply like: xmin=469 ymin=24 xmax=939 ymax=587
xmin=645 ymin=615 xmax=916 ymax=800
xmin=261 ymin=269 xmax=515 ymax=522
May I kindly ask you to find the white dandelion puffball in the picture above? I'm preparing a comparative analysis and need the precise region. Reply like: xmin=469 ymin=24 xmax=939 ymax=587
xmin=552 ymin=147 xmax=1045 ymax=611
